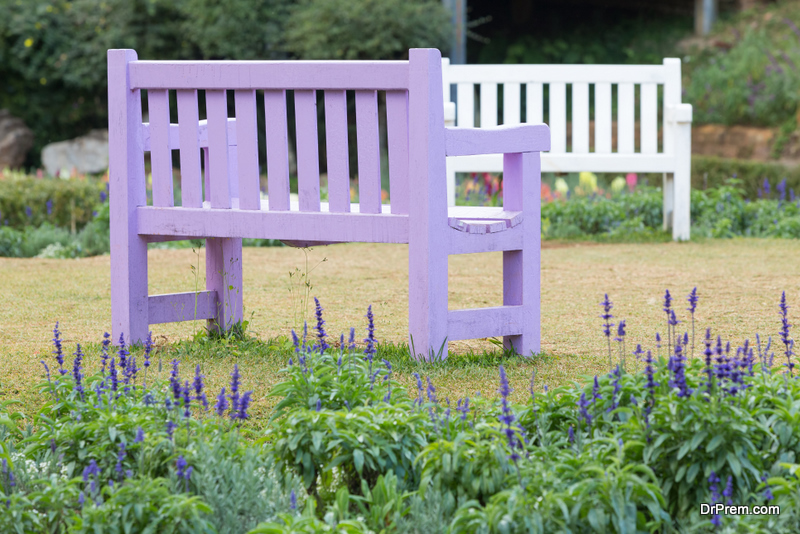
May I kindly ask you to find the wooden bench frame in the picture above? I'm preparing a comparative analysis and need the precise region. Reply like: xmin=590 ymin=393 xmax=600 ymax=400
xmin=108 ymin=48 xmax=550 ymax=361
xmin=441 ymin=58 xmax=693 ymax=241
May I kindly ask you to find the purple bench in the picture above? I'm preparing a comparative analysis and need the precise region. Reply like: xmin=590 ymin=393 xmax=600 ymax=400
xmin=108 ymin=48 xmax=549 ymax=361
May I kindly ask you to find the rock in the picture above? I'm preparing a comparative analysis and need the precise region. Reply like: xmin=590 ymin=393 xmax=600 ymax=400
xmin=41 ymin=129 xmax=109 ymax=177
xmin=692 ymin=124 xmax=776 ymax=160
xmin=0 ymin=109 xmax=34 ymax=169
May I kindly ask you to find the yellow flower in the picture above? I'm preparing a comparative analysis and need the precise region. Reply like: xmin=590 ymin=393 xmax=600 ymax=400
xmin=611 ymin=176 xmax=626 ymax=194
xmin=554 ymin=177 xmax=569 ymax=195
xmin=578 ymin=171 xmax=597 ymax=192
xmin=24 ymin=38 xmax=33 ymax=47
xmin=39 ymin=77 xmax=47 ymax=85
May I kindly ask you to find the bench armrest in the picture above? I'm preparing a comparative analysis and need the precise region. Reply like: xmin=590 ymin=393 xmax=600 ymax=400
xmin=444 ymin=124 xmax=550 ymax=157
xmin=665 ymin=103 xmax=692 ymax=124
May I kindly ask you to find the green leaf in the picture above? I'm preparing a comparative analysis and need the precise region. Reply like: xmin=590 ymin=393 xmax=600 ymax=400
xmin=726 ymin=452 xmax=742 ymax=477
xmin=353 ymin=449 xmax=364 ymax=475
xmin=706 ymin=434 xmax=724 ymax=453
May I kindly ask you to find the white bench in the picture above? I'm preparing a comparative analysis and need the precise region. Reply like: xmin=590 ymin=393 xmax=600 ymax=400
xmin=441 ymin=58 xmax=693 ymax=241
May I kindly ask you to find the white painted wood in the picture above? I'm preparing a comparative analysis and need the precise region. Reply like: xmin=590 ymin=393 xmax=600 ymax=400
xmin=447 ymin=153 xmax=678 ymax=173
xmin=445 ymin=64 xmax=667 ymax=84
xmin=503 ymin=83 xmax=521 ymax=125
xmin=480 ymin=83 xmax=498 ymax=128
xmin=456 ymin=83 xmax=474 ymax=128
xmin=572 ymin=82 xmax=589 ymax=154
xmin=594 ymin=82 xmax=612 ymax=154
xmin=525 ymin=82 xmax=543 ymax=124
xmin=549 ymin=82 xmax=566 ymax=153
xmin=617 ymin=83 xmax=635 ymax=154
xmin=641 ymin=83 xmax=658 ymax=154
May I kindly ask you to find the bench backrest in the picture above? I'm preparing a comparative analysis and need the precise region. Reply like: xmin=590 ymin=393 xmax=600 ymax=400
xmin=442 ymin=59 xmax=685 ymax=163
xmin=108 ymin=49 xmax=449 ymax=220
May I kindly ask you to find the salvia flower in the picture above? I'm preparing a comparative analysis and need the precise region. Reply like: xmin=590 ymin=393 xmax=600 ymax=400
xmin=412 ymin=373 xmax=423 ymax=406
xmin=182 ymin=380 xmax=192 ymax=418
xmin=291 ymin=329 xmax=300 ymax=353
xmin=215 ymin=387 xmax=229 ymax=417
xmin=236 ymin=391 xmax=253 ymax=420
xmin=669 ymin=342 xmax=692 ymax=398
xmin=723 ymin=475 xmax=734 ymax=506
xmin=41 ymin=360 xmax=55 ymax=399
xmin=498 ymin=366 xmax=523 ymax=463
xmin=166 ymin=420 xmax=176 ymax=440
xmin=134 ymin=427 xmax=145 ymax=443
xmin=779 ymin=291 xmax=794 ymax=376
xmin=426 ymin=376 xmax=437 ymax=404
xmin=143 ymin=331 xmax=152 ymax=369
xmin=599 ymin=294 xmax=615 ymax=368
xmin=117 ymin=334 xmax=129 ymax=379
xmin=348 ymin=327 xmax=356 ymax=351
xmin=364 ymin=305 xmax=377 ymax=362
xmin=290 ymin=490 xmax=297 ymax=510
xmin=607 ymin=365 xmax=621 ymax=413
xmin=313 ymin=297 xmax=329 ymax=353
xmin=762 ymin=473 xmax=774 ymax=501
xmin=109 ymin=358 xmax=118 ymax=393
xmin=73 ymin=344 xmax=85 ymax=401
xmin=116 ymin=442 xmax=127 ymax=479
xmin=578 ymin=392 xmax=592 ymax=427
xmin=193 ymin=364 xmax=208 ymax=411
xmin=568 ymin=425 xmax=575 ymax=444
xmin=170 ymin=359 xmax=181 ymax=401
xmin=229 ymin=364 xmax=241 ymax=415
xmin=101 ymin=332 xmax=111 ymax=376
xmin=52 ymin=322 xmax=66 ymax=375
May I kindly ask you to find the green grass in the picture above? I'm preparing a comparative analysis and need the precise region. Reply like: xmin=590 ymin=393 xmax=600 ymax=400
xmin=2 ymin=239 xmax=799 ymax=424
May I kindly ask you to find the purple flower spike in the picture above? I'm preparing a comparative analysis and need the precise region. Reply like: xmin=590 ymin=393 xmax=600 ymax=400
xmin=170 ymin=360 xmax=181 ymax=401
xmin=236 ymin=391 xmax=253 ymax=420
xmin=687 ymin=287 xmax=698 ymax=314
xmin=290 ymin=489 xmax=297 ymax=510
xmin=599 ymin=294 xmax=615 ymax=369
xmin=364 ymin=305 xmax=377 ymax=361
xmin=229 ymin=365 xmax=241 ymax=415
xmin=313 ymin=297 xmax=329 ymax=353
xmin=52 ymin=322 xmax=66 ymax=375
xmin=73 ymin=344 xmax=85 ymax=401
xmin=215 ymin=387 xmax=229 ymax=416
xmin=779 ymin=291 xmax=794 ymax=376
xmin=568 ymin=425 xmax=575 ymax=444
xmin=194 ymin=365 xmax=208 ymax=411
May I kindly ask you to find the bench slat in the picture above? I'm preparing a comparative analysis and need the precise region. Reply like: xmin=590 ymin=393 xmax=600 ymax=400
xmin=617 ymin=83 xmax=635 ymax=154
xmin=456 ymin=83 xmax=474 ymax=127
xmin=295 ymin=90 xmax=321 ymax=212
xmin=205 ymin=90 xmax=231 ymax=209
xmin=264 ymin=90 xmax=291 ymax=211
xmin=147 ymin=89 xmax=174 ymax=207
xmin=549 ymin=82 xmax=566 ymax=153
xmin=445 ymin=64 xmax=667 ymax=84
xmin=176 ymin=90 xmax=203 ymax=208
xmin=526 ymin=82 xmax=543 ymax=124
xmin=503 ymin=83 xmax=521 ymax=125
xmin=480 ymin=83 xmax=497 ymax=127
xmin=447 ymin=306 xmax=524 ymax=341
xmin=355 ymin=90 xmax=382 ymax=214
xmin=386 ymin=90 xmax=409 ymax=215
xmin=323 ymin=90 xmax=351 ymax=213
xmin=594 ymin=82 xmax=612 ymax=154
xmin=572 ymin=82 xmax=589 ymax=154
xmin=234 ymin=90 xmax=261 ymax=210
xmin=641 ymin=83 xmax=658 ymax=154
xmin=148 ymin=291 xmax=216 ymax=324
xmin=129 ymin=61 xmax=410 ymax=90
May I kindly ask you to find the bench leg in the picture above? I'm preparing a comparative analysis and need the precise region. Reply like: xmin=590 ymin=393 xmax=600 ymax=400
xmin=502 ymin=247 xmax=540 ymax=358
xmin=111 ymin=235 xmax=149 ymax=347
xmin=205 ymin=237 xmax=243 ymax=336
xmin=408 ymin=245 xmax=449 ymax=362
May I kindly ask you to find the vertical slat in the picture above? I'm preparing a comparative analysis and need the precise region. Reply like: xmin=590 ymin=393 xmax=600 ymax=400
xmin=618 ymin=83 xmax=635 ymax=154
xmin=264 ymin=90 xmax=290 ymax=211
xmin=205 ymin=90 xmax=230 ymax=209
xmin=503 ymin=83 xmax=521 ymax=125
xmin=176 ymin=90 xmax=202 ymax=208
xmin=456 ymin=83 xmax=474 ymax=127
xmin=594 ymin=82 xmax=612 ymax=154
xmin=234 ymin=90 xmax=260 ymax=210
xmin=641 ymin=83 xmax=658 ymax=154
xmin=355 ymin=90 xmax=382 ymax=214
xmin=294 ymin=90 xmax=321 ymax=212
xmin=324 ymin=90 xmax=350 ymax=213
xmin=525 ymin=82 xmax=543 ymax=124
xmin=480 ymin=83 xmax=498 ymax=127
xmin=147 ymin=89 xmax=173 ymax=207
xmin=549 ymin=82 xmax=567 ymax=153
xmin=572 ymin=82 xmax=589 ymax=154
xmin=386 ymin=90 xmax=409 ymax=215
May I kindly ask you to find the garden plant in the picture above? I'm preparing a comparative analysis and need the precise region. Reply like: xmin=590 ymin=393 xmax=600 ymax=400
xmin=2 ymin=291 xmax=800 ymax=532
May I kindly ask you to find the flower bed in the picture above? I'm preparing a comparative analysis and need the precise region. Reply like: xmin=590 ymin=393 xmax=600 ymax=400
xmin=3 ymin=293 xmax=800 ymax=532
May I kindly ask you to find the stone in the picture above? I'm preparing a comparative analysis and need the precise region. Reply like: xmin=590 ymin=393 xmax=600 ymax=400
xmin=0 ymin=109 xmax=34 ymax=169
xmin=41 ymin=129 xmax=109 ymax=177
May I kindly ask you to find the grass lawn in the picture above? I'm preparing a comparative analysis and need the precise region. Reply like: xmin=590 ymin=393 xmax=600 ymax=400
xmin=1 ymin=238 xmax=797 ymax=421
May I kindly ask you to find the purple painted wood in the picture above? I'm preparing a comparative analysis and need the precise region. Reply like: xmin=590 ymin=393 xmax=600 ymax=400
xmin=109 ymin=48 xmax=548 ymax=357
xmin=148 ymin=291 xmax=216 ymax=324
xmin=324 ymin=90 xmax=351 ymax=213
xmin=264 ymin=90 xmax=291 ymax=211
xmin=355 ymin=90 xmax=382 ymax=214
xmin=205 ymin=90 xmax=231 ymax=209
xmin=205 ymin=237 xmax=243 ymax=334
xmin=176 ymin=90 xmax=202 ymax=208
xmin=129 ymin=62 xmax=410 ymax=90
xmin=147 ymin=89 xmax=173 ymax=207
xmin=294 ymin=90 xmax=321 ymax=212
xmin=234 ymin=90 xmax=261 ymax=210
xmin=385 ymin=90 xmax=409 ymax=215
xmin=407 ymin=49 xmax=449 ymax=361
xmin=108 ymin=49 xmax=148 ymax=347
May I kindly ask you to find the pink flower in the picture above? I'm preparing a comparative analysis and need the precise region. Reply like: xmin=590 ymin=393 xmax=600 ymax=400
xmin=626 ymin=173 xmax=638 ymax=192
